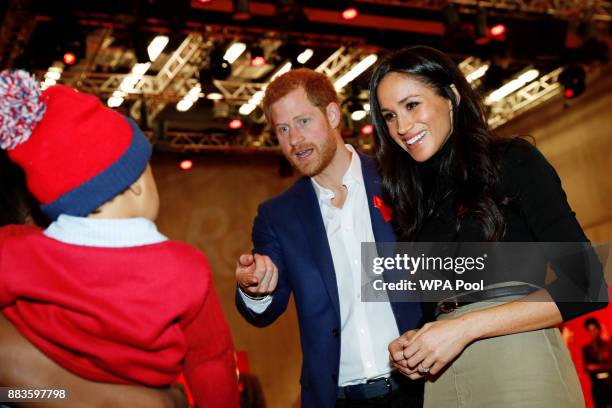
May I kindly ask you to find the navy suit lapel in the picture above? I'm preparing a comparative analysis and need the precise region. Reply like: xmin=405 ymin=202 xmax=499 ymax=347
xmin=292 ymin=178 xmax=341 ymax=324
xmin=360 ymin=153 xmax=396 ymax=243
xmin=360 ymin=154 xmax=423 ymax=331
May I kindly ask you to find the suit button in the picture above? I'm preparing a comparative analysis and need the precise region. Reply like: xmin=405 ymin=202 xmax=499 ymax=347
xmin=332 ymin=328 xmax=339 ymax=337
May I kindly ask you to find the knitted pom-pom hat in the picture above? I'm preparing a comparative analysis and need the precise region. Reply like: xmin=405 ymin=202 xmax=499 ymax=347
xmin=0 ymin=70 xmax=152 ymax=221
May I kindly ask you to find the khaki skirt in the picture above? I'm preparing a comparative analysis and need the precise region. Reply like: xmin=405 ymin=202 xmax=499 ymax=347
xmin=424 ymin=298 xmax=584 ymax=408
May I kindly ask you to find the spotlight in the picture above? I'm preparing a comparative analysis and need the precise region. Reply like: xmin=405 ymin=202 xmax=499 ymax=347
xmin=147 ymin=35 xmax=169 ymax=62
xmin=233 ymin=0 xmax=251 ymax=20
xmin=224 ymin=42 xmax=247 ymax=63
xmin=179 ymin=159 xmax=193 ymax=171
xmin=229 ymin=119 xmax=243 ymax=129
xmin=489 ymin=24 xmax=507 ymax=39
xmin=207 ymin=92 xmax=223 ymax=101
xmin=210 ymin=48 xmax=232 ymax=80
xmin=63 ymin=51 xmax=76 ymax=65
xmin=249 ymin=46 xmax=266 ymax=67
xmin=342 ymin=7 xmax=358 ymax=21
xmin=351 ymin=110 xmax=366 ymax=121
xmin=559 ymin=65 xmax=586 ymax=99
xmin=297 ymin=48 xmax=313 ymax=64
xmin=360 ymin=124 xmax=373 ymax=135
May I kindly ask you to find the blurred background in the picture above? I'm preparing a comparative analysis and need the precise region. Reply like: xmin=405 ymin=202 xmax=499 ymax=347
xmin=1 ymin=1 xmax=611 ymax=406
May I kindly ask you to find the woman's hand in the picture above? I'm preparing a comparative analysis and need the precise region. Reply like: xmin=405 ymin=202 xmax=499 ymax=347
xmin=390 ymin=316 xmax=477 ymax=377
xmin=388 ymin=329 xmax=425 ymax=380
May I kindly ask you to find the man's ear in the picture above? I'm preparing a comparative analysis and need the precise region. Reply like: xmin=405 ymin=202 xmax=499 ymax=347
xmin=326 ymin=102 xmax=341 ymax=129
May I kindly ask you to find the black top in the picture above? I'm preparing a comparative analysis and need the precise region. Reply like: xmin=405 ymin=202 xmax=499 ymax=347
xmin=415 ymin=138 xmax=608 ymax=321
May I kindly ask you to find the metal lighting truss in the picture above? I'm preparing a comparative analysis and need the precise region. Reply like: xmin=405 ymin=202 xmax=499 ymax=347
xmin=129 ymin=33 xmax=210 ymax=126
xmin=50 ymin=33 xmax=207 ymax=127
xmin=357 ymin=0 xmax=612 ymax=21
xmin=161 ymin=46 xmax=366 ymax=153
xmin=455 ymin=57 xmax=565 ymax=128
xmin=211 ymin=46 xmax=361 ymax=111
xmin=487 ymin=67 xmax=563 ymax=128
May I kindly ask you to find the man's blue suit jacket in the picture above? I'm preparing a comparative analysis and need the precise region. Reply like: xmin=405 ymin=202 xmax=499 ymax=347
xmin=235 ymin=153 xmax=422 ymax=408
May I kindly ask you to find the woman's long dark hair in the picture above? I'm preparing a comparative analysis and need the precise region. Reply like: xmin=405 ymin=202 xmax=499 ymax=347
xmin=369 ymin=46 xmax=505 ymax=241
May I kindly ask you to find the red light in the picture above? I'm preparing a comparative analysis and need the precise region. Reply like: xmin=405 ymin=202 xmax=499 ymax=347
xmin=489 ymin=24 xmax=506 ymax=38
xmin=360 ymin=124 xmax=373 ymax=135
xmin=179 ymin=159 xmax=193 ymax=171
xmin=197 ymin=0 xmax=213 ymax=3
xmin=63 ymin=52 xmax=76 ymax=65
xmin=564 ymin=89 xmax=574 ymax=99
xmin=251 ymin=56 xmax=266 ymax=67
xmin=229 ymin=119 xmax=243 ymax=129
xmin=342 ymin=7 xmax=358 ymax=20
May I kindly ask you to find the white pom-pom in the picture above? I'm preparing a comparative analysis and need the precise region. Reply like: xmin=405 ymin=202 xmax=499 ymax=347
xmin=0 ymin=70 xmax=47 ymax=150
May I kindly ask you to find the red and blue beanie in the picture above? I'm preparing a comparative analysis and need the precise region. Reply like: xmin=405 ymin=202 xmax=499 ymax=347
xmin=0 ymin=70 xmax=152 ymax=221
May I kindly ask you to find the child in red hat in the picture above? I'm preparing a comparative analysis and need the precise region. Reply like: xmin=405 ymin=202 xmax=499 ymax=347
xmin=0 ymin=70 xmax=239 ymax=407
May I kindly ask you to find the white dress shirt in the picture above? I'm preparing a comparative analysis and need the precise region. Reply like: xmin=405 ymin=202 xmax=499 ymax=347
xmin=241 ymin=145 xmax=399 ymax=386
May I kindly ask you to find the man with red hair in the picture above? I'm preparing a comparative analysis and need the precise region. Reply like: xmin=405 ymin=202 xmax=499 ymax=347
xmin=235 ymin=68 xmax=423 ymax=408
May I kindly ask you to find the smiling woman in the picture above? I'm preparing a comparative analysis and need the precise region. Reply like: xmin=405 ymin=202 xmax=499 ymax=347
xmin=376 ymin=72 xmax=458 ymax=164
xmin=369 ymin=46 xmax=607 ymax=408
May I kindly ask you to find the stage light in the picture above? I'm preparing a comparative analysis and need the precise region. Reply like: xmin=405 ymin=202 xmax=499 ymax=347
xmin=271 ymin=62 xmax=292 ymax=80
xmin=297 ymin=48 xmax=313 ymax=64
xmin=465 ymin=63 xmax=490 ymax=83
xmin=207 ymin=92 xmax=223 ymax=100
xmin=229 ymin=119 xmax=243 ymax=129
xmin=361 ymin=124 xmax=373 ymax=135
xmin=251 ymin=56 xmax=266 ymax=66
xmin=485 ymin=69 xmax=540 ymax=104
xmin=63 ymin=52 xmax=76 ymax=65
xmin=351 ymin=110 xmax=366 ymax=121
xmin=176 ymin=84 xmax=201 ymax=112
xmin=210 ymin=48 xmax=232 ymax=80
xmin=334 ymin=54 xmax=378 ymax=91
xmin=489 ymin=24 xmax=507 ymax=38
xmin=196 ymin=0 xmax=214 ymax=3
xmin=107 ymin=95 xmax=124 ymax=108
xmin=147 ymin=35 xmax=169 ymax=62
xmin=224 ymin=42 xmax=247 ymax=63
xmin=249 ymin=46 xmax=266 ymax=67
xmin=559 ymin=65 xmax=586 ymax=99
xmin=342 ymin=7 xmax=358 ymax=20
xmin=44 ymin=66 xmax=62 ymax=81
xmin=58 ymin=25 xmax=86 ymax=68
xmin=179 ymin=159 xmax=193 ymax=171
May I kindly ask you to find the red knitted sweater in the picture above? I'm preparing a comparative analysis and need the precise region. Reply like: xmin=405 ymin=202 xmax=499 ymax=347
xmin=0 ymin=224 xmax=239 ymax=407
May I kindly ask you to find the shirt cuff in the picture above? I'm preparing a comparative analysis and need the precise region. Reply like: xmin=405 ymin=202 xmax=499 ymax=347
xmin=238 ymin=288 xmax=273 ymax=314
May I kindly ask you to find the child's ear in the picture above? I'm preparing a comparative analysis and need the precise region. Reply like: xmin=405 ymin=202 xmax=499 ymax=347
xmin=127 ymin=178 xmax=143 ymax=196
